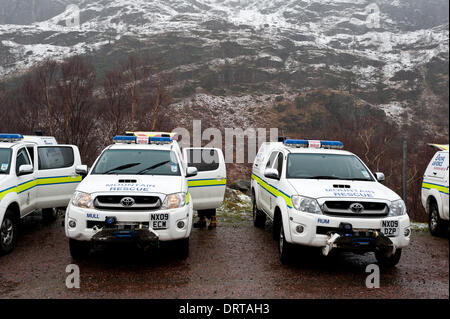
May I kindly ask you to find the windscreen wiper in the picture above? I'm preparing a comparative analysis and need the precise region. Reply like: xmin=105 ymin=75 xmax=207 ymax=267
xmin=311 ymin=176 xmax=340 ymax=180
xmin=137 ymin=161 xmax=171 ymax=175
xmin=104 ymin=163 xmax=141 ymax=174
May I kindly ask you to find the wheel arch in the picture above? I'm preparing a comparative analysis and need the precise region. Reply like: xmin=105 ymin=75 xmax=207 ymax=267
xmin=274 ymin=200 xmax=292 ymax=243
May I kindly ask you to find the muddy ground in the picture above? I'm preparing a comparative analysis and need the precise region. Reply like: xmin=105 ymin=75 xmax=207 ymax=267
xmin=0 ymin=194 xmax=448 ymax=299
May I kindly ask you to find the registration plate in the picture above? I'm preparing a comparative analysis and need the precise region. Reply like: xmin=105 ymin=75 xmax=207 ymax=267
xmin=381 ymin=220 xmax=399 ymax=236
xmin=150 ymin=213 xmax=169 ymax=230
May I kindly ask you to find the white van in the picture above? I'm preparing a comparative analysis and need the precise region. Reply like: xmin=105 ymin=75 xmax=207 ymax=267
xmin=421 ymin=144 xmax=449 ymax=236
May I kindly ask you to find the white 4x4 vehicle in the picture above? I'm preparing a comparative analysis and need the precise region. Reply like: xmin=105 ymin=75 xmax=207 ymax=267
xmin=0 ymin=134 xmax=83 ymax=256
xmin=65 ymin=132 xmax=226 ymax=260
xmin=251 ymin=139 xmax=411 ymax=267
xmin=421 ymin=144 xmax=449 ymax=236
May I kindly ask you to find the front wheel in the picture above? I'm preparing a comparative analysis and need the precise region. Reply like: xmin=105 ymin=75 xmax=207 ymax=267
xmin=252 ymin=193 xmax=266 ymax=228
xmin=0 ymin=210 xmax=18 ymax=256
xmin=375 ymin=248 xmax=402 ymax=268
xmin=279 ymin=224 xmax=294 ymax=264
xmin=429 ymin=203 xmax=447 ymax=237
xmin=69 ymin=239 xmax=91 ymax=260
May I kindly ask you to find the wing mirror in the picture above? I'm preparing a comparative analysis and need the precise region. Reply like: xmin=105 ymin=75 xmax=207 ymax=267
xmin=375 ymin=172 xmax=385 ymax=183
xmin=186 ymin=167 xmax=198 ymax=178
xmin=76 ymin=165 xmax=88 ymax=178
xmin=264 ymin=168 xmax=279 ymax=180
xmin=18 ymin=164 xmax=33 ymax=176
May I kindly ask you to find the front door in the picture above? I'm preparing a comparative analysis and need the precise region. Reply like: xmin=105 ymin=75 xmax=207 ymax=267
xmin=183 ymin=148 xmax=226 ymax=211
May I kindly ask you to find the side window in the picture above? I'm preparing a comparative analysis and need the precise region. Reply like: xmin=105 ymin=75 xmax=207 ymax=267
xmin=187 ymin=149 xmax=220 ymax=172
xmin=266 ymin=152 xmax=278 ymax=170
xmin=26 ymin=147 xmax=35 ymax=166
xmin=38 ymin=147 xmax=74 ymax=170
xmin=16 ymin=148 xmax=32 ymax=176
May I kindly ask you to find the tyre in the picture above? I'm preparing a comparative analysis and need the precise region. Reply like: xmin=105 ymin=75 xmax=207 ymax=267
xmin=429 ymin=202 xmax=447 ymax=237
xmin=375 ymin=248 xmax=402 ymax=268
xmin=252 ymin=193 xmax=266 ymax=228
xmin=69 ymin=239 xmax=91 ymax=260
xmin=0 ymin=209 xmax=18 ymax=256
xmin=42 ymin=208 xmax=57 ymax=223
xmin=175 ymin=238 xmax=189 ymax=260
xmin=279 ymin=223 xmax=294 ymax=264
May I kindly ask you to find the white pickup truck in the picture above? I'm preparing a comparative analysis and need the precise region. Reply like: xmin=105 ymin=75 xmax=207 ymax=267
xmin=0 ymin=134 xmax=84 ymax=256
xmin=251 ymin=139 xmax=411 ymax=267
xmin=65 ymin=132 xmax=226 ymax=260
xmin=421 ymin=144 xmax=449 ymax=236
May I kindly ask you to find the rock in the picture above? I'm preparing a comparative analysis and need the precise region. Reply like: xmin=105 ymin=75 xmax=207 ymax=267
xmin=229 ymin=179 xmax=251 ymax=194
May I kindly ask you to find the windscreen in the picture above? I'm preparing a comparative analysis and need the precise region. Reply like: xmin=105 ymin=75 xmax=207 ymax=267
xmin=287 ymin=153 xmax=374 ymax=181
xmin=0 ymin=149 xmax=12 ymax=174
xmin=92 ymin=149 xmax=181 ymax=176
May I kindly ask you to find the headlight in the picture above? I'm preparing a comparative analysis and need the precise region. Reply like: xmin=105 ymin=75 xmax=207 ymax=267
xmin=162 ymin=193 xmax=187 ymax=210
xmin=389 ymin=199 xmax=406 ymax=216
xmin=291 ymin=195 xmax=322 ymax=214
xmin=72 ymin=191 xmax=94 ymax=209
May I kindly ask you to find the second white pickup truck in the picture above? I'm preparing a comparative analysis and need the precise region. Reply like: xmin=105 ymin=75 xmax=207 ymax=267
xmin=251 ymin=139 xmax=411 ymax=267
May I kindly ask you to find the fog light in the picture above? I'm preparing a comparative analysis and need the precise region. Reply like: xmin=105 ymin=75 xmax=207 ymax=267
xmin=404 ymin=228 xmax=411 ymax=237
xmin=68 ymin=220 xmax=76 ymax=228
xmin=177 ymin=221 xmax=185 ymax=229
xmin=296 ymin=225 xmax=304 ymax=233
xmin=105 ymin=216 xmax=117 ymax=226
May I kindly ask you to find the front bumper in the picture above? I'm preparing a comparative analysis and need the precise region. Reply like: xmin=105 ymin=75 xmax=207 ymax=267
xmin=65 ymin=204 xmax=193 ymax=242
xmin=287 ymin=209 xmax=411 ymax=251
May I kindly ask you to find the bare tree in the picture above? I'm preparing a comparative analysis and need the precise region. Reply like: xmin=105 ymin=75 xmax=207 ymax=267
xmin=36 ymin=59 xmax=58 ymax=135
xmin=101 ymin=69 xmax=131 ymax=135
xmin=55 ymin=56 xmax=96 ymax=158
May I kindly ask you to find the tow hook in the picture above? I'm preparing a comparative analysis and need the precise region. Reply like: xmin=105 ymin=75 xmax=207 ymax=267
xmin=322 ymin=233 xmax=341 ymax=256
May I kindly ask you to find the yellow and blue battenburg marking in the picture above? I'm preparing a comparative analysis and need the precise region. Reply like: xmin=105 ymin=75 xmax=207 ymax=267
xmin=0 ymin=175 xmax=82 ymax=201
xmin=422 ymin=182 xmax=449 ymax=195
xmin=187 ymin=178 xmax=227 ymax=188
xmin=251 ymin=173 xmax=293 ymax=208
xmin=186 ymin=193 xmax=190 ymax=205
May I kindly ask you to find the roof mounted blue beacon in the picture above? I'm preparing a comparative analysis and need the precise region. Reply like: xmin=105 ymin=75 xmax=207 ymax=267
xmin=284 ymin=139 xmax=309 ymax=148
xmin=0 ymin=134 xmax=24 ymax=142
xmin=320 ymin=141 xmax=344 ymax=149
xmin=113 ymin=136 xmax=137 ymax=144
xmin=149 ymin=137 xmax=172 ymax=144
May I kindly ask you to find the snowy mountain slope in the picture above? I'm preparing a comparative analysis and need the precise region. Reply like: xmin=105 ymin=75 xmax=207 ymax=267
xmin=0 ymin=0 xmax=448 ymax=130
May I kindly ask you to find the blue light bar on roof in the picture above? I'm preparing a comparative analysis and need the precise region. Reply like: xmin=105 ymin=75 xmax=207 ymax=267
xmin=0 ymin=134 xmax=24 ymax=142
xmin=284 ymin=139 xmax=309 ymax=147
xmin=284 ymin=139 xmax=344 ymax=149
xmin=321 ymin=141 xmax=344 ymax=149
xmin=113 ymin=136 xmax=137 ymax=143
xmin=149 ymin=137 xmax=172 ymax=144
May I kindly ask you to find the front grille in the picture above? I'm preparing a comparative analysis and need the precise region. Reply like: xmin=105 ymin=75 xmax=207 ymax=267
xmin=323 ymin=201 xmax=389 ymax=218
xmin=94 ymin=195 xmax=161 ymax=211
